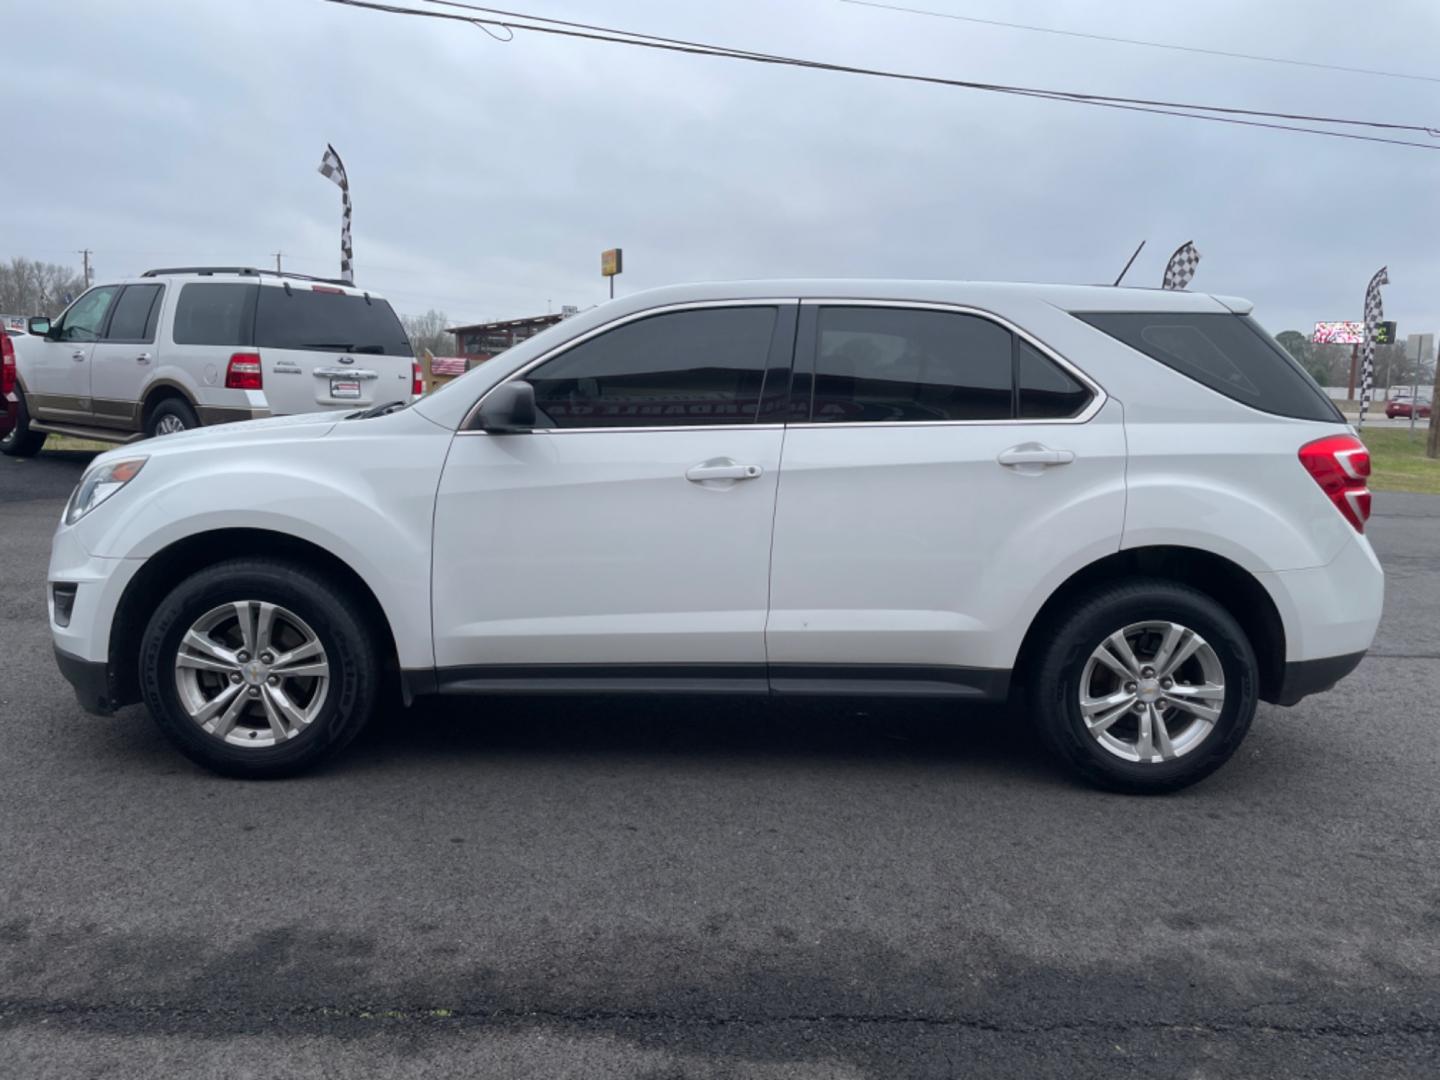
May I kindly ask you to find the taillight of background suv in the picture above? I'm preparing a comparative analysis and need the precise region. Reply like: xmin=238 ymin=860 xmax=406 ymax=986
xmin=1 ymin=330 xmax=15 ymax=396
xmin=225 ymin=352 xmax=264 ymax=390
xmin=1299 ymin=434 xmax=1371 ymax=533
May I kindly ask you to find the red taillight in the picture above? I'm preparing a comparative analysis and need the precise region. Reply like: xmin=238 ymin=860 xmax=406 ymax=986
xmin=1299 ymin=434 xmax=1371 ymax=533
xmin=1 ymin=332 xmax=14 ymax=396
xmin=412 ymin=360 xmax=423 ymax=397
xmin=225 ymin=352 xmax=263 ymax=391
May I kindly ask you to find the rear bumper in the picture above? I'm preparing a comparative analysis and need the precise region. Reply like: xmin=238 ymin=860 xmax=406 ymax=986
xmin=1272 ymin=650 xmax=1366 ymax=707
xmin=54 ymin=646 xmax=118 ymax=716
xmin=1257 ymin=533 xmax=1384 ymax=664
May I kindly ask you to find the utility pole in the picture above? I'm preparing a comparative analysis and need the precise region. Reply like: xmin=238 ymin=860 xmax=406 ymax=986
xmin=273 ymin=251 xmax=284 ymax=274
xmin=77 ymin=249 xmax=92 ymax=288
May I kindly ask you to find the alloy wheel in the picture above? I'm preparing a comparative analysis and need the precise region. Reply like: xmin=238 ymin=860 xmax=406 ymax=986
xmin=173 ymin=601 xmax=330 ymax=747
xmin=1078 ymin=620 xmax=1226 ymax=764
xmin=155 ymin=414 xmax=188 ymax=436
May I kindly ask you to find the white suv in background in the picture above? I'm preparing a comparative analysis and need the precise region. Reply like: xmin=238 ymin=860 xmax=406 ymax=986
xmin=47 ymin=280 xmax=1383 ymax=792
xmin=3 ymin=267 xmax=418 ymax=455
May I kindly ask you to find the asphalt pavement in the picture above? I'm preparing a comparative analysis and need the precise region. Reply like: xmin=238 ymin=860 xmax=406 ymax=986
xmin=2 ymin=449 xmax=1438 ymax=1078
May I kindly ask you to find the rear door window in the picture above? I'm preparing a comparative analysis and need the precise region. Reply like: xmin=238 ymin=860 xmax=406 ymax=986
xmin=104 ymin=284 xmax=164 ymax=343
xmin=254 ymin=287 xmax=411 ymax=356
xmin=810 ymin=307 xmax=1013 ymax=422
xmin=1018 ymin=339 xmax=1091 ymax=419
xmin=802 ymin=306 xmax=1093 ymax=422
xmin=1076 ymin=312 xmax=1342 ymax=422
xmin=173 ymin=283 xmax=257 ymax=346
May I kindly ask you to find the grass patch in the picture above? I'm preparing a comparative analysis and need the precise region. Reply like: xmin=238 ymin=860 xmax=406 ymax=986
xmin=45 ymin=434 xmax=116 ymax=454
xmin=1361 ymin=426 xmax=1440 ymax=495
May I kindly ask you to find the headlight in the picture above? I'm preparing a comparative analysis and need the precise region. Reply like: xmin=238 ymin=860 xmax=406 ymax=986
xmin=65 ymin=457 xmax=147 ymax=525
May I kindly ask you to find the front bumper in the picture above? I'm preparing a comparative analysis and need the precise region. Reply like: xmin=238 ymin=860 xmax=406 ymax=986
xmin=49 ymin=519 xmax=144 ymax=716
xmin=54 ymin=646 xmax=120 ymax=716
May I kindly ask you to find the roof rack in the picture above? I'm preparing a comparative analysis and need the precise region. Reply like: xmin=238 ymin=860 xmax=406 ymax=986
xmin=140 ymin=266 xmax=355 ymax=288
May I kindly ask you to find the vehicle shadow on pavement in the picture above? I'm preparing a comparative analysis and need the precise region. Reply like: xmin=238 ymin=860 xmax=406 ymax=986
xmin=337 ymin=695 xmax=1064 ymax=785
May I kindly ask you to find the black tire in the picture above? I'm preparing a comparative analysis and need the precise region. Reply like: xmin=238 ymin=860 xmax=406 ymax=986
xmin=145 ymin=397 xmax=199 ymax=438
xmin=1 ymin=385 xmax=48 ymax=457
xmin=140 ymin=558 xmax=380 ymax=778
xmin=1030 ymin=579 xmax=1258 ymax=794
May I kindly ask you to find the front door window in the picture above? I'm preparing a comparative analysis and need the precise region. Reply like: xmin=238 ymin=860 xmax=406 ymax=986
xmin=53 ymin=287 xmax=119 ymax=343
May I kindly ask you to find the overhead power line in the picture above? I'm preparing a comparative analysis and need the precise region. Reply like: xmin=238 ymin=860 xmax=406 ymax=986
xmin=840 ymin=0 xmax=1440 ymax=86
xmin=316 ymin=0 xmax=1440 ymax=150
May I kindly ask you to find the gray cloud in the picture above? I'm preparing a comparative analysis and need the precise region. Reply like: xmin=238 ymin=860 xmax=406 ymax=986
xmin=3 ymin=0 xmax=1437 ymax=340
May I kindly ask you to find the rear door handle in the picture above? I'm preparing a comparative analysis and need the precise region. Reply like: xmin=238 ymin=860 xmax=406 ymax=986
xmin=136 ymin=353 xmax=152 ymax=365
xmin=997 ymin=444 xmax=1075 ymax=467
xmin=71 ymin=350 xmax=86 ymax=362
xmin=686 ymin=460 xmax=764 ymax=483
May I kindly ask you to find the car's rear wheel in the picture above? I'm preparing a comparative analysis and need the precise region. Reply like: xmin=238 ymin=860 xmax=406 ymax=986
xmin=1031 ymin=579 xmax=1258 ymax=794
xmin=140 ymin=558 xmax=379 ymax=778
xmin=145 ymin=397 xmax=199 ymax=438
xmin=1 ymin=386 xmax=48 ymax=457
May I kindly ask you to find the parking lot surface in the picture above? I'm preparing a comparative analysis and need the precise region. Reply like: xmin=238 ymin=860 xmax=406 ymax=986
xmin=2 ymin=450 xmax=1438 ymax=1078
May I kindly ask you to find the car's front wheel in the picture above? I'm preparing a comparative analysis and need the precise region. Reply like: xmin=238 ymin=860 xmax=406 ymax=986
xmin=1031 ymin=579 xmax=1258 ymax=794
xmin=140 ymin=558 xmax=380 ymax=777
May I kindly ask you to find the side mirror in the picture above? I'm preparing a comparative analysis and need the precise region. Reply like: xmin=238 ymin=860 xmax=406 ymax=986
xmin=27 ymin=317 xmax=51 ymax=337
xmin=476 ymin=379 xmax=536 ymax=433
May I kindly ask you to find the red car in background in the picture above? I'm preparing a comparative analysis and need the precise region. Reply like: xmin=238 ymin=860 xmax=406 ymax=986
xmin=1 ymin=329 xmax=19 ymax=449
xmin=1385 ymin=396 xmax=1433 ymax=420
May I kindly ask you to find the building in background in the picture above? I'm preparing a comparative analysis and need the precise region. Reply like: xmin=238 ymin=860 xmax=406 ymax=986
xmin=448 ymin=306 xmax=580 ymax=366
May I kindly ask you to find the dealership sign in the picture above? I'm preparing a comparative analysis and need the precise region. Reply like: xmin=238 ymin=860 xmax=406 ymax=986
xmin=1313 ymin=321 xmax=1364 ymax=345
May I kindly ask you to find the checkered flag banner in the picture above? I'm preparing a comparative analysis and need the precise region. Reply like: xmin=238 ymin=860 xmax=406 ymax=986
xmin=1161 ymin=241 xmax=1201 ymax=291
xmin=1357 ymin=265 xmax=1389 ymax=430
xmin=317 ymin=144 xmax=354 ymax=284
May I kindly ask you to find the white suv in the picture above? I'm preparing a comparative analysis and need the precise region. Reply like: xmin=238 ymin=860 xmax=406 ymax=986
xmin=3 ymin=267 xmax=417 ymax=455
xmin=47 ymin=281 xmax=1384 ymax=792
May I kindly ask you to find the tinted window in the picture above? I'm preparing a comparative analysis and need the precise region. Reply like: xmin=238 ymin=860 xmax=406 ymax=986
xmin=104 ymin=284 xmax=163 ymax=342
xmin=174 ymin=283 xmax=256 ymax=346
xmin=56 ymin=286 xmax=119 ymax=343
xmin=811 ymin=307 xmax=1012 ymax=422
xmin=254 ymin=287 xmax=411 ymax=356
xmin=528 ymin=307 xmax=778 ymax=428
xmin=1077 ymin=312 xmax=1342 ymax=422
xmin=1018 ymin=340 xmax=1090 ymax=418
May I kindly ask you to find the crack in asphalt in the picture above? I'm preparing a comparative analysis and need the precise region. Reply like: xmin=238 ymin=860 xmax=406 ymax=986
xmin=2 ymin=998 xmax=1437 ymax=1040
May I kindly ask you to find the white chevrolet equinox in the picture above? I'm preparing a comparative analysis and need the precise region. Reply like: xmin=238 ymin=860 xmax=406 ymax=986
xmin=47 ymin=281 xmax=1384 ymax=792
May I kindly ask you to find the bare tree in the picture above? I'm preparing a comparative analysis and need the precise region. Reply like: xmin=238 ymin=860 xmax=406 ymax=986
xmin=0 ymin=257 xmax=88 ymax=317
xmin=399 ymin=309 xmax=453 ymax=357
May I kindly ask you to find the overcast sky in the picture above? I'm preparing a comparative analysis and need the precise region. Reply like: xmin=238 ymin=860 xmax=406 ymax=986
xmin=4 ymin=0 xmax=1437 ymax=340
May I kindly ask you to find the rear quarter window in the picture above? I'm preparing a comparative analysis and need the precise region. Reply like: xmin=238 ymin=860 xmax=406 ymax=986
xmin=1075 ymin=311 xmax=1343 ymax=423
xmin=173 ymin=283 xmax=257 ymax=346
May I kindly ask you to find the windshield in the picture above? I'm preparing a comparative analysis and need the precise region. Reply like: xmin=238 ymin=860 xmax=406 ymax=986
xmin=254 ymin=287 xmax=412 ymax=356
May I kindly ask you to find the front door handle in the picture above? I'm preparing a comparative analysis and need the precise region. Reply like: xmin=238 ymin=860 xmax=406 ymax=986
xmin=686 ymin=459 xmax=764 ymax=483
xmin=997 ymin=444 xmax=1075 ymax=468
xmin=136 ymin=353 xmax=152 ymax=365
xmin=71 ymin=349 xmax=86 ymax=362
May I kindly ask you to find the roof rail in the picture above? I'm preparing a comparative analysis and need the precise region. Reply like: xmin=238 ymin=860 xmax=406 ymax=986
xmin=141 ymin=266 xmax=355 ymax=288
